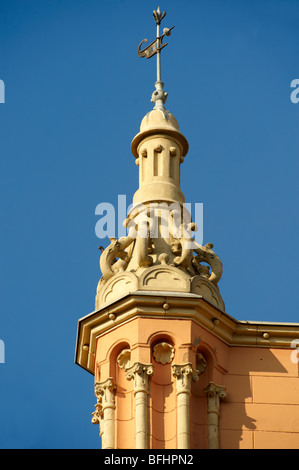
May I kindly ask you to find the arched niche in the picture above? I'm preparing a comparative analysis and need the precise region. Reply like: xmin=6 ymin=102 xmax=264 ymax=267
xmin=107 ymin=340 xmax=132 ymax=378
xmin=148 ymin=332 xmax=177 ymax=447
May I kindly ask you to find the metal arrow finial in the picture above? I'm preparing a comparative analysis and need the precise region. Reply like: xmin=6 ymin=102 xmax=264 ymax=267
xmin=137 ymin=7 xmax=174 ymax=109
xmin=153 ymin=6 xmax=166 ymax=26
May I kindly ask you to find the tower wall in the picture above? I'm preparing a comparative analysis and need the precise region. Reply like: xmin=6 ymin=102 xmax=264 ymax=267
xmin=91 ymin=310 xmax=299 ymax=449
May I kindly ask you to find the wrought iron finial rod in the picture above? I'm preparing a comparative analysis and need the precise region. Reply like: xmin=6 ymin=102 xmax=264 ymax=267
xmin=154 ymin=6 xmax=165 ymax=83
xmin=137 ymin=7 xmax=174 ymax=109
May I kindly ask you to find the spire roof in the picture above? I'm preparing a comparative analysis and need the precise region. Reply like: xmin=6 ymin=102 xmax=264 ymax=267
xmin=131 ymin=107 xmax=188 ymax=159
xmin=132 ymin=8 xmax=188 ymax=158
xmin=95 ymin=7 xmax=225 ymax=314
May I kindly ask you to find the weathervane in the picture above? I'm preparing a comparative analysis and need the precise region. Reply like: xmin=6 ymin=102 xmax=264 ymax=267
xmin=137 ymin=7 xmax=174 ymax=110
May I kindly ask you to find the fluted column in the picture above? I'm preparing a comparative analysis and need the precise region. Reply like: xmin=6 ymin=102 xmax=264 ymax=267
xmin=126 ymin=362 xmax=154 ymax=449
xmin=172 ymin=363 xmax=199 ymax=449
xmin=205 ymin=382 xmax=227 ymax=449
xmin=93 ymin=378 xmax=116 ymax=449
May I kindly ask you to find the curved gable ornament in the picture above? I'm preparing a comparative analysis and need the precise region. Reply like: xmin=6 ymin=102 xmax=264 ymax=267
xmin=96 ymin=271 xmax=139 ymax=308
xmin=140 ymin=265 xmax=190 ymax=292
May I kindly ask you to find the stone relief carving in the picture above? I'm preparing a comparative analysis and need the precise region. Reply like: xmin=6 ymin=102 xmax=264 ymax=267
xmin=153 ymin=342 xmax=175 ymax=364
xmin=205 ymin=381 xmax=227 ymax=402
xmin=134 ymin=219 xmax=154 ymax=268
xmin=172 ymin=363 xmax=200 ymax=394
xmin=168 ymin=209 xmax=222 ymax=284
xmin=117 ymin=349 xmax=131 ymax=370
xmin=99 ymin=207 xmax=222 ymax=285
xmin=171 ymin=219 xmax=197 ymax=269
xmin=91 ymin=397 xmax=103 ymax=425
xmin=96 ymin=203 xmax=224 ymax=310
xmin=99 ymin=232 xmax=135 ymax=281
xmin=125 ymin=362 xmax=154 ymax=390
xmin=196 ymin=352 xmax=207 ymax=374
xmin=192 ymin=242 xmax=223 ymax=285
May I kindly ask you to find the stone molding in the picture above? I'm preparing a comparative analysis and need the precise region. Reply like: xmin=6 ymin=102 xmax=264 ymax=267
xmin=75 ymin=292 xmax=299 ymax=375
xmin=96 ymin=258 xmax=224 ymax=311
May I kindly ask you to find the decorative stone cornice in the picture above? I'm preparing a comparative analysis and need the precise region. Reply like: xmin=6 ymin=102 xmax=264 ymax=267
xmin=75 ymin=292 xmax=299 ymax=375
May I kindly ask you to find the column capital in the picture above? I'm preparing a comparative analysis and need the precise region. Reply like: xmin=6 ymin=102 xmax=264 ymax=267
xmin=205 ymin=382 xmax=227 ymax=414
xmin=126 ymin=362 xmax=154 ymax=394
xmin=172 ymin=363 xmax=199 ymax=395
xmin=94 ymin=377 xmax=116 ymax=410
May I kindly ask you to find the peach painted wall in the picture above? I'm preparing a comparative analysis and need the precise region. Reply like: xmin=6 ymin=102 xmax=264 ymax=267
xmin=220 ymin=347 xmax=299 ymax=449
xmin=189 ymin=322 xmax=299 ymax=449
xmin=115 ymin=364 xmax=135 ymax=449
xmin=94 ymin=316 xmax=299 ymax=449
xmin=150 ymin=360 xmax=177 ymax=448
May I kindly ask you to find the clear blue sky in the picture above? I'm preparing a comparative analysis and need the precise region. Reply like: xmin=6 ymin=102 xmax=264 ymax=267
xmin=0 ymin=0 xmax=298 ymax=449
